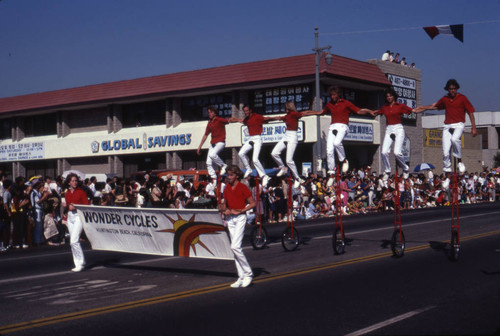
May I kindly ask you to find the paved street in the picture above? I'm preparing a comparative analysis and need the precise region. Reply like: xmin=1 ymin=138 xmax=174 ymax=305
xmin=0 ymin=202 xmax=499 ymax=335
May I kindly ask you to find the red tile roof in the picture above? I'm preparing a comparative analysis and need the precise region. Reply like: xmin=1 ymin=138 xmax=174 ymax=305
xmin=0 ymin=53 xmax=389 ymax=115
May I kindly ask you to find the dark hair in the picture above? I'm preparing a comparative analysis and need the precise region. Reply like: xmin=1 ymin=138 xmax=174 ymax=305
xmin=384 ymin=88 xmax=399 ymax=101
xmin=328 ymin=86 xmax=342 ymax=96
xmin=207 ymin=105 xmax=218 ymax=114
xmin=64 ymin=173 xmax=80 ymax=185
xmin=444 ymin=79 xmax=460 ymax=90
xmin=226 ymin=165 xmax=243 ymax=180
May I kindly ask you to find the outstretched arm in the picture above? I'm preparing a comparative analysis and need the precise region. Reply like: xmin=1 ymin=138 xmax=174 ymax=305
xmin=357 ymin=108 xmax=377 ymax=117
xmin=228 ymin=117 xmax=244 ymax=123
xmin=413 ymin=104 xmax=437 ymax=113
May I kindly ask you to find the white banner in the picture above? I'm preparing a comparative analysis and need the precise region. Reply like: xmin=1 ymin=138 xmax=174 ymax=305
xmin=241 ymin=121 xmax=304 ymax=144
xmin=345 ymin=122 xmax=373 ymax=142
xmin=0 ymin=141 xmax=45 ymax=162
xmin=76 ymin=205 xmax=234 ymax=260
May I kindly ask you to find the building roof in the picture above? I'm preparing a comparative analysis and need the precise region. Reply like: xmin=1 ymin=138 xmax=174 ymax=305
xmin=0 ymin=53 xmax=390 ymax=115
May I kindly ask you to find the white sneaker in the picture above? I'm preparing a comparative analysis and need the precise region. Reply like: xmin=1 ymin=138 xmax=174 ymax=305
xmin=442 ymin=178 xmax=450 ymax=189
xmin=403 ymin=171 xmax=409 ymax=179
xmin=71 ymin=266 xmax=84 ymax=272
xmin=327 ymin=177 xmax=334 ymax=187
xmin=458 ymin=162 xmax=466 ymax=173
xmin=293 ymin=178 xmax=304 ymax=189
xmin=342 ymin=160 xmax=349 ymax=173
xmin=443 ymin=167 xmax=452 ymax=173
xmin=230 ymin=278 xmax=243 ymax=288
xmin=241 ymin=276 xmax=253 ymax=288
xmin=244 ymin=169 xmax=252 ymax=178
xmin=327 ymin=170 xmax=335 ymax=175
xmin=220 ymin=164 xmax=228 ymax=176
xmin=383 ymin=172 xmax=390 ymax=181
xmin=262 ymin=175 xmax=270 ymax=187
xmin=277 ymin=167 xmax=288 ymax=177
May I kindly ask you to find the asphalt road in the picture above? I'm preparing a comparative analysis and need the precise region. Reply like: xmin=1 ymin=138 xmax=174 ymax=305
xmin=0 ymin=202 xmax=499 ymax=336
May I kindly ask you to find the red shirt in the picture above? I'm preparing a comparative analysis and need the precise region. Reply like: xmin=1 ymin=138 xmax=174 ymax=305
xmin=244 ymin=113 xmax=266 ymax=136
xmin=278 ymin=110 xmax=303 ymax=131
xmin=224 ymin=181 xmax=252 ymax=210
xmin=204 ymin=116 xmax=229 ymax=144
xmin=377 ymin=103 xmax=412 ymax=125
xmin=323 ymin=99 xmax=360 ymax=125
xmin=65 ymin=188 xmax=89 ymax=206
xmin=435 ymin=93 xmax=475 ymax=124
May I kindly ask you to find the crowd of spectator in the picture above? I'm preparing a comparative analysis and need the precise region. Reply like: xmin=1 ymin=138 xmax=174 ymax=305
xmin=381 ymin=50 xmax=415 ymax=68
xmin=1 ymin=166 xmax=499 ymax=251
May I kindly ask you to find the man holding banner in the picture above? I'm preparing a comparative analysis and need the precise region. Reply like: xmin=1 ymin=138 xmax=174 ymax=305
xmin=220 ymin=165 xmax=256 ymax=288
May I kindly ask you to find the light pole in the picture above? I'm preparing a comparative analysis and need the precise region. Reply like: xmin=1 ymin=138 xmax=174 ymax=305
xmin=312 ymin=27 xmax=332 ymax=174
xmin=313 ymin=27 xmax=333 ymax=111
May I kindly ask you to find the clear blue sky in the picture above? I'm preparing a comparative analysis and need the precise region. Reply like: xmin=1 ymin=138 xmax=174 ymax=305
xmin=1 ymin=0 xmax=499 ymax=111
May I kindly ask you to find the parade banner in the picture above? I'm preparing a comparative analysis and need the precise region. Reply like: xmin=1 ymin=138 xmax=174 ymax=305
xmin=76 ymin=205 xmax=234 ymax=260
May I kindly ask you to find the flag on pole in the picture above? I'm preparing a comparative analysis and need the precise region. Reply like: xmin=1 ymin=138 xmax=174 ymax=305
xmin=423 ymin=24 xmax=464 ymax=42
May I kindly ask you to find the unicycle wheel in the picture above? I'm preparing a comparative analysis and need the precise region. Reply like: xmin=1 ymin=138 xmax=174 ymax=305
xmin=250 ymin=225 xmax=268 ymax=250
xmin=281 ymin=227 xmax=299 ymax=251
xmin=391 ymin=229 xmax=405 ymax=258
xmin=333 ymin=227 xmax=346 ymax=255
xmin=450 ymin=230 xmax=460 ymax=261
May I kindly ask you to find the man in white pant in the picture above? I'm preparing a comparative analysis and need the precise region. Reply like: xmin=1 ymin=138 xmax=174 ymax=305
xmin=421 ymin=79 xmax=477 ymax=173
xmin=230 ymin=105 xmax=271 ymax=186
xmin=197 ymin=105 xmax=229 ymax=184
xmin=311 ymin=86 xmax=373 ymax=182
xmin=221 ymin=165 xmax=256 ymax=288
xmin=375 ymin=88 xmax=425 ymax=180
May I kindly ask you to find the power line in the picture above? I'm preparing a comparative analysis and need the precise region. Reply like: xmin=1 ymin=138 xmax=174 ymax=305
xmin=322 ymin=20 xmax=500 ymax=36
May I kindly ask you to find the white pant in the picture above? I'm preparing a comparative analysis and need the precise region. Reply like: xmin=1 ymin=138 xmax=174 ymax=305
xmin=271 ymin=131 xmax=300 ymax=179
xmin=442 ymin=122 xmax=464 ymax=170
xmin=207 ymin=142 xmax=226 ymax=180
xmin=226 ymin=214 xmax=253 ymax=279
xmin=326 ymin=123 xmax=349 ymax=170
xmin=381 ymin=124 xmax=409 ymax=173
xmin=239 ymin=135 xmax=266 ymax=177
xmin=67 ymin=211 xmax=85 ymax=268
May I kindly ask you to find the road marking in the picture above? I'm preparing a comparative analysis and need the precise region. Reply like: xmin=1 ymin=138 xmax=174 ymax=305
xmin=0 ymin=230 xmax=499 ymax=334
xmin=344 ymin=306 xmax=436 ymax=336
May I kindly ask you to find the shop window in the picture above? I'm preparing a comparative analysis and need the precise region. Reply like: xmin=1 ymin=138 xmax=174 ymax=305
xmin=24 ymin=113 xmax=57 ymax=137
xmin=0 ymin=118 xmax=11 ymax=140
xmin=122 ymin=100 xmax=166 ymax=128
xmin=181 ymin=94 xmax=233 ymax=121
xmin=251 ymin=85 xmax=312 ymax=115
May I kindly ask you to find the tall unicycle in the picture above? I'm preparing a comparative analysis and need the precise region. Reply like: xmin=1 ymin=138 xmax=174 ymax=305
xmin=282 ymin=175 xmax=299 ymax=251
xmin=450 ymin=157 xmax=460 ymax=261
xmin=250 ymin=176 xmax=268 ymax=249
xmin=391 ymin=153 xmax=405 ymax=258
xmin=333 ymin=166 xmax=346 ymax=255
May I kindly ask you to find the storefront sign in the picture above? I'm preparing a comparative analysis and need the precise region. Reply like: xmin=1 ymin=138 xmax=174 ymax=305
xmin=252 ymin=85 xmax=312 ymax=114
xmin=402 ymin=136 xmax=411 ymax=163
xmin=345 ymin=122 xmax=373 ymax=142
xmin=92 ymin=132 xmax=192 ymax=153
xmin=387 ymin=74 xmax=417 ymax=122
xmin=424 ymin=129 xmax=464 ymax=148
xmin=0 ymin=142 xmax=45 ymax=162
xmin=241 ymin=121 xmax=304 ymax=144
